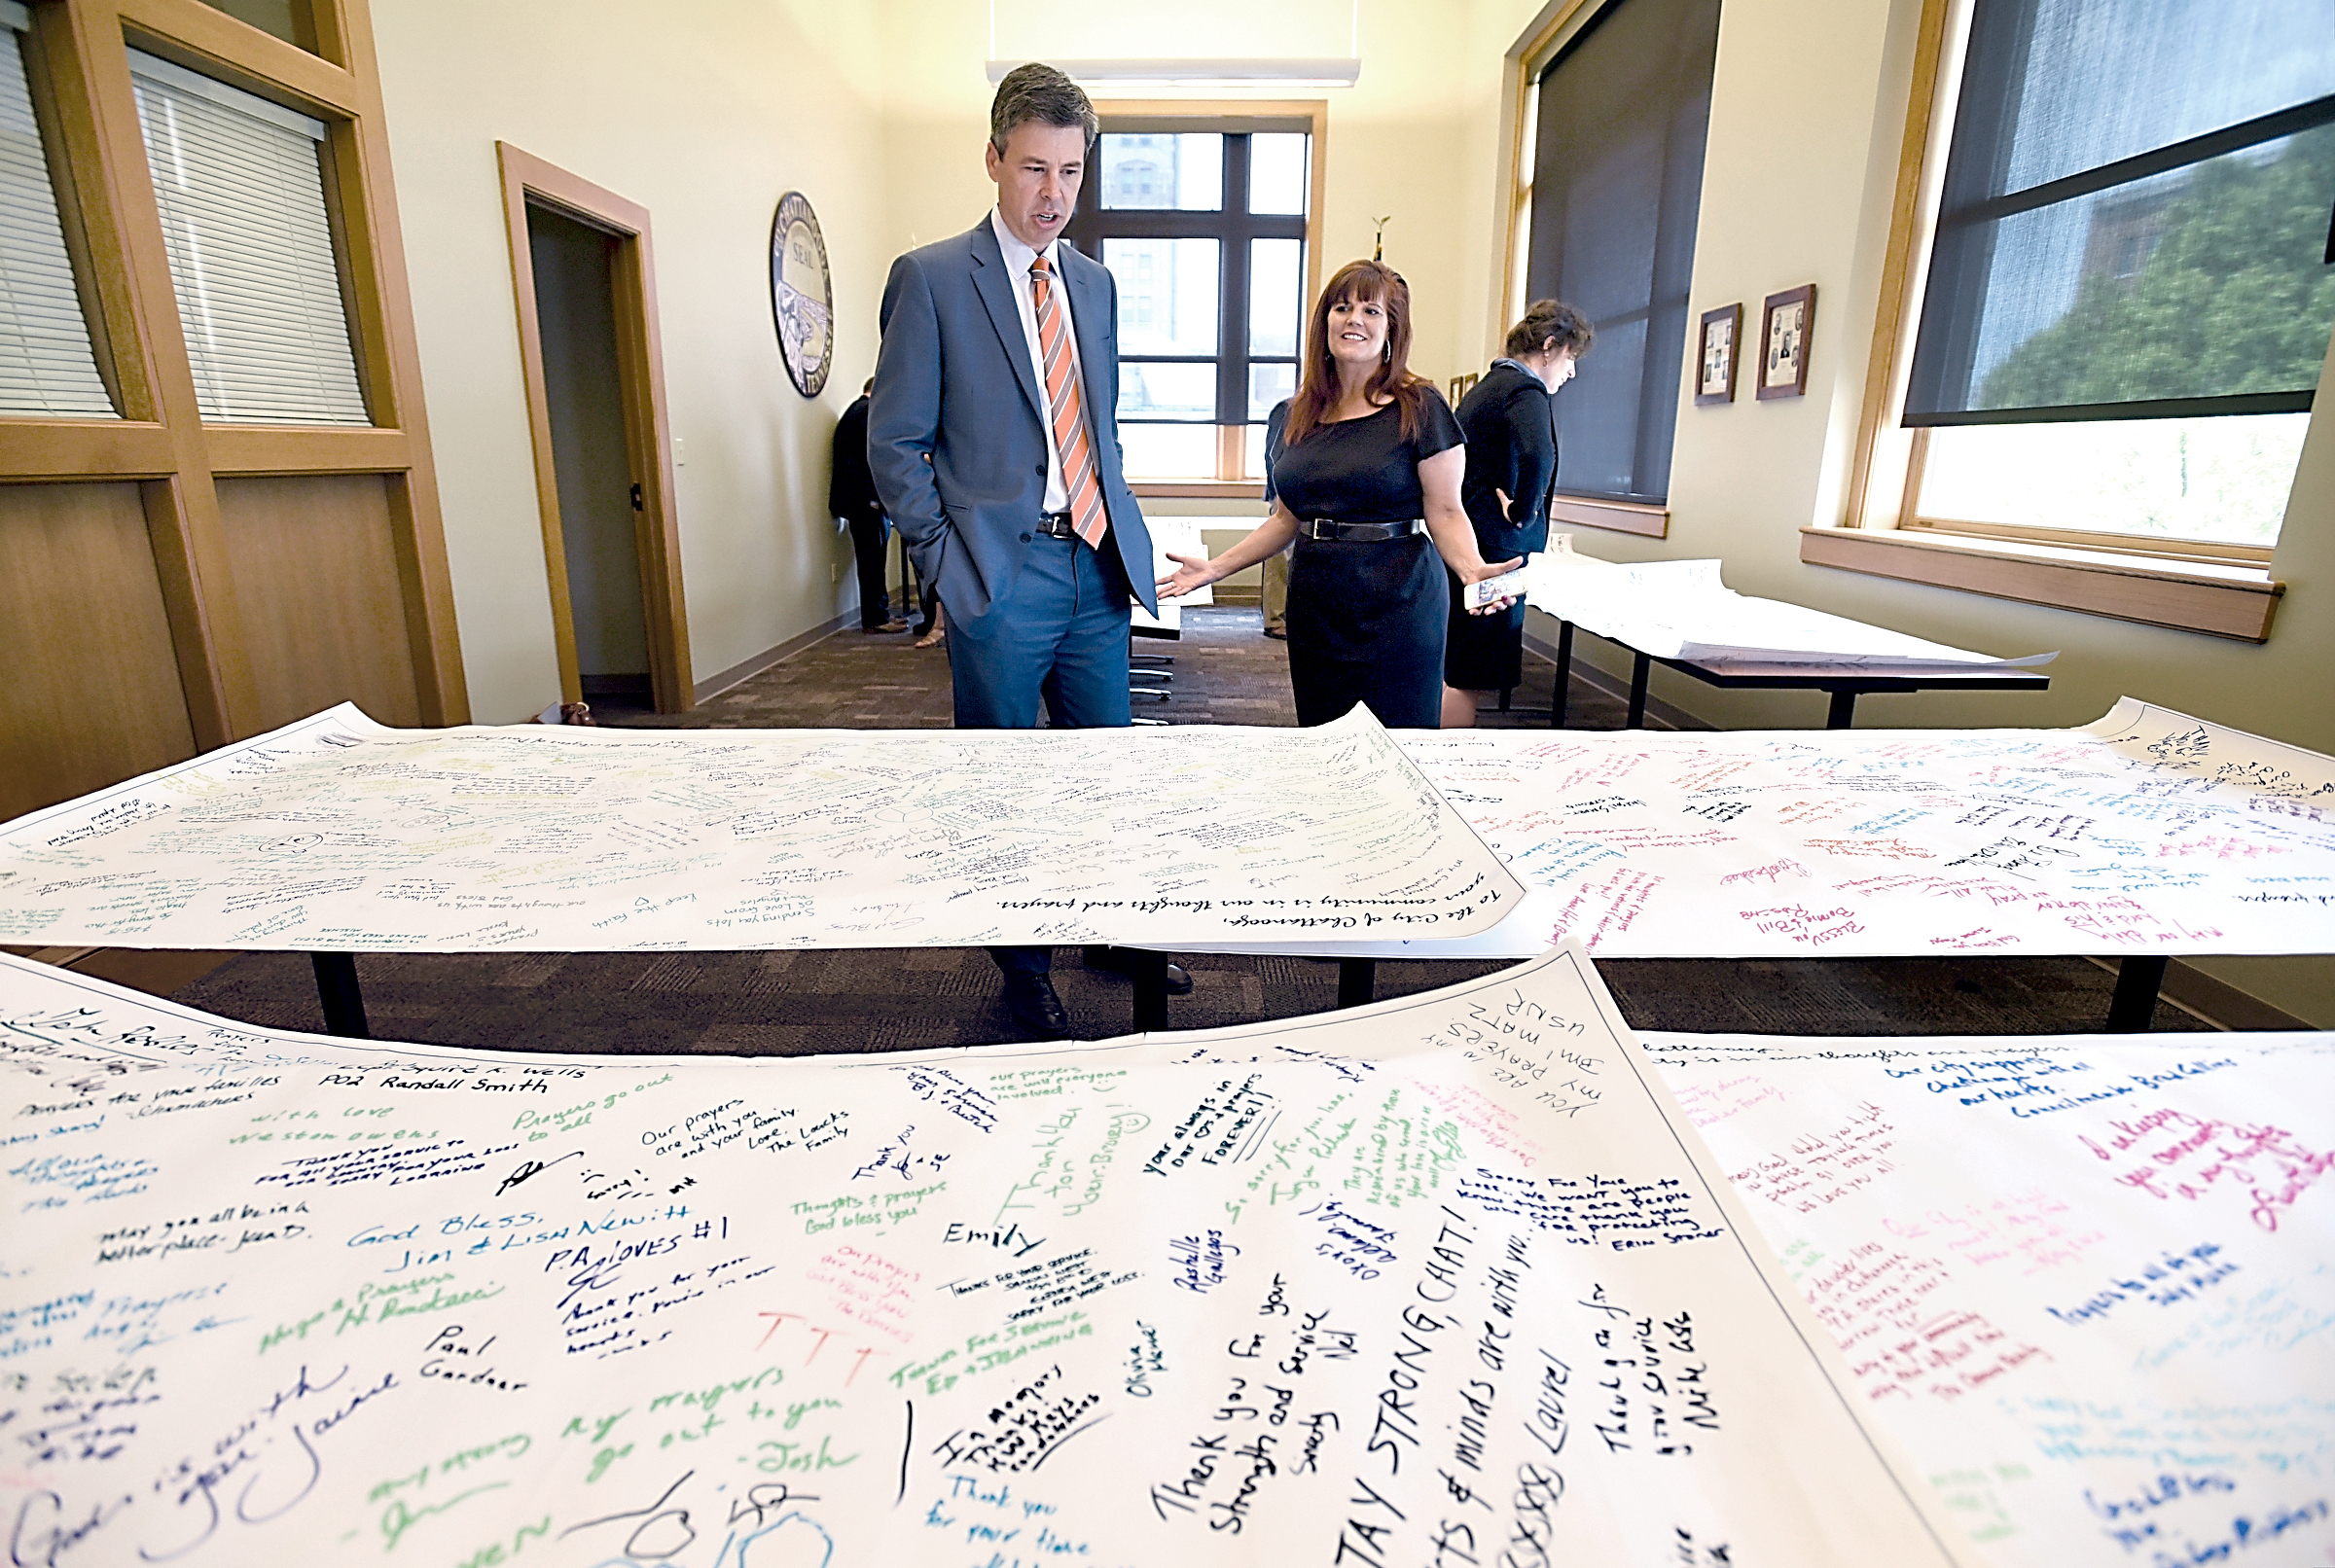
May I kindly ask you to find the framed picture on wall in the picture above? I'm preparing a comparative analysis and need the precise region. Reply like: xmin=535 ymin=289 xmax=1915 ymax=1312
xmin=1757 ymin=284 xmax=1815 ymax=400
xmin=1695 ymin=303 xmax=1741 ymax=405
xmin=1449 ymin=372 xmax=1480 ymax=404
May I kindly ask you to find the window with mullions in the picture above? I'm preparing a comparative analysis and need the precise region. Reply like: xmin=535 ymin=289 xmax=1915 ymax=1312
xmin=1903 ymin=0 xmax=2335 ymax=550
xmin=1065 ymin=124 xmax=1311 ymax=482
xmin=0 ymin=2 xmax=115 ymax=417
xmin=128 ymin=49 xmax=370 ymax=425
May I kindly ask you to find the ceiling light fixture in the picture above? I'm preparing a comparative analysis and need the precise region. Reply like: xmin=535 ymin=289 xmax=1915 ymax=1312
xmin=983 ymin=57 xmax=1361 ymax=89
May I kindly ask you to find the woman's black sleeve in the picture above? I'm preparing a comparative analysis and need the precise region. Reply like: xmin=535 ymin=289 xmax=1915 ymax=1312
xmin=1415 ymin=386 xmax=1465 ymax=461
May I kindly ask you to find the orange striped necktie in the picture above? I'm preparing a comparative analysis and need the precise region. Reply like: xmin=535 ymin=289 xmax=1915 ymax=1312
xmin=1029 ymin=256 xmax=1108 ymax=551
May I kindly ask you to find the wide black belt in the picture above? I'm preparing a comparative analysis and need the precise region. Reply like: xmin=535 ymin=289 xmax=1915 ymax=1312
xmin=1298 ymin=517 xmax=1423 ymax=542
xmin=1033 ymin=511 xmax=1081 ymax=539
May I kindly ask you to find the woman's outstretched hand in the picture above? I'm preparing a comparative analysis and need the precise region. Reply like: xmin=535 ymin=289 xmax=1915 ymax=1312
xmin=1457 ymin=554 xmax=1527 ymax=616
xmin=1157 ymin=552 xmax=1219 ymax=600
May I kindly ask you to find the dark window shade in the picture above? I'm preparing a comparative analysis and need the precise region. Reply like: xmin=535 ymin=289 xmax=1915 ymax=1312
xmin=1905 ymin=0 xmax=2335 ymax=427
xmin=1526 ymin=0 xmax=1719 ymax=505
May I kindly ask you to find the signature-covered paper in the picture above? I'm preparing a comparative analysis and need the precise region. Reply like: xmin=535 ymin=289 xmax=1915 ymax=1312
xmin=1182 ymin=697 xmax=2335 ymax=960
xmin=1642 ymin=1026 xmax=2335 ymax=1568
xmin=0 ymin=703 xmax=1520 ymax=951
xmin=0 ymin=949 xmax=1965 ymax=1567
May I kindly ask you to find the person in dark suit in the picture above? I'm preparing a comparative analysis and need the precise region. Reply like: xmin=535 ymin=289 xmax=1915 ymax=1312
xmin=867 ymin=63 xmax=1167 ymax=1039
xmin=830 ymin=378 xmax=907 ymax=632
xmin=1440 ymin=300 xmax=1594 ymax=729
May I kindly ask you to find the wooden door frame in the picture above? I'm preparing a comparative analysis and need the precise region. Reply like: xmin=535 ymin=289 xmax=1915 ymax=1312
xmin=495 ymin=141 xmax=692 ymax=714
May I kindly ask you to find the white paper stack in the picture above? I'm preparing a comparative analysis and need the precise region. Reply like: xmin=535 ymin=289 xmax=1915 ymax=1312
xmin=1527 ymin=535 xmax=2056 ymax=672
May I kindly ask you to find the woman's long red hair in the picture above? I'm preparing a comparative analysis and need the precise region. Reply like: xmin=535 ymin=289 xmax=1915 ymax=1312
xmin=1281 ymin=259 xmax=1432 ymax=449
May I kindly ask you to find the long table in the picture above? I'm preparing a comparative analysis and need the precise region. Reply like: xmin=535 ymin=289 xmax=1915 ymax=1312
xmin=1150 ymin=698 xmax=2335 ymax=1031
xmin=0 ymin=703 xmax=1523 ymax=1035
xmin=7 ymin=699 xmax=2333 ymax=1041
xmin=1545 ymin=616 xmax=2053 ymax=730
xmin=2 ymin=949 xmax=2326 ymax=1567
xmin=1524 ymin=540 xmax=2056 ymax=729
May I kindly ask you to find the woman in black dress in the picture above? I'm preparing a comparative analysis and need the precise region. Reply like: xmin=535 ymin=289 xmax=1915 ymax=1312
xmin=1156 ymin=260 xmax=1521 ymax=728
xmin=1442 ymin=301 xmax=1594 ymax=728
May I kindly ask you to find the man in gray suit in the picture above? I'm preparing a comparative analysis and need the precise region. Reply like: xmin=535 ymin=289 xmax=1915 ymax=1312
xmin=869 ymin=63 xmax=1162 ymax=1038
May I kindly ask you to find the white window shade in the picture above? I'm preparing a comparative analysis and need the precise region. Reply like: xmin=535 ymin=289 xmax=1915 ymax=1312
xmin=128 ymin=49 xmax=369 ymax=425
xmin=0 ymin=6 xmax=116 ymax=418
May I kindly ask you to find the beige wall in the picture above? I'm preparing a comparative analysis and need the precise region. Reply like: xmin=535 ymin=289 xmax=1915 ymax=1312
xmin=872 ymin=0 xmax=1541 ymax=388
xmin=864 ymin=0 xmax=1554 ymax=540
xmin=1523 ymin=0 xmax=2335 ymax=1020
xmin=374 ymin=0 xmax=2335 ymax=1018
xmin=375 ymin=0 xmax=891 ymax=724
xmin=1542 ymin=0 xmax=2335 ymax=754
xmin=379 ymin=0 xmax=1552 ymax=718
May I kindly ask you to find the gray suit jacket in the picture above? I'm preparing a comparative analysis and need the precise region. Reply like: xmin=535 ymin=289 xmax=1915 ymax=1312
xmin=868 ymin=220 xmax=1157 ymax=622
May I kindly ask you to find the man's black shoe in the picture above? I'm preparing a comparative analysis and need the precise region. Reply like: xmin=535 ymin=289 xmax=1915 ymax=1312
xmin=1081 ymin=945 xmax=1194 ymax=995
xmin=1001 ymin=973 xmax=1071 ymax=1038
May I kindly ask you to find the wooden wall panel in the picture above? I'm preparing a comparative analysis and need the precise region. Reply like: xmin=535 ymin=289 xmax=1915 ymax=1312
xmin=212 ymin=473 xmax=421 ymax=730
xmin=0 ymin=481 xmax=198 ymax=819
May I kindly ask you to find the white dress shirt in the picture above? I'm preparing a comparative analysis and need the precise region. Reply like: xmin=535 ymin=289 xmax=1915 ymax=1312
xmin=989 ymin=207 xmax=1092 ymax=515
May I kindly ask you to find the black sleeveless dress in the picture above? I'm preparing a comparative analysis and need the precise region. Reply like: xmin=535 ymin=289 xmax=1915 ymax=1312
xmin=1265 ymin=393 xmax=1465 ymax=729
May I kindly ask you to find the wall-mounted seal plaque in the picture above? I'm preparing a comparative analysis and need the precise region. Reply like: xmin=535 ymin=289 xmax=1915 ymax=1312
xmin=770 ymin=191 xmax=833 ymax=399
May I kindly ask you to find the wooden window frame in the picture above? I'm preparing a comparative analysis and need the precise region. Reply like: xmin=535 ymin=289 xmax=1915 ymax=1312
xmin=1814 ymin=0 xmax=2288 ymax=643
xmin=0 ymin=0 xmax=464 ymax=734
xmin=1073 ymin=98 xmax=1326 ymax=501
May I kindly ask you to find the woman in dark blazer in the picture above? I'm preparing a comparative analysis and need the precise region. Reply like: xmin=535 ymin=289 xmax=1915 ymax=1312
xmin=1440 ymin=301 xmax=1594 ymax=728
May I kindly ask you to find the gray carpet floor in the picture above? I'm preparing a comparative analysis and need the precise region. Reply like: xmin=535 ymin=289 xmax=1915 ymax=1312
xmin=172 ymin=607 xmax=2208 ymax=1051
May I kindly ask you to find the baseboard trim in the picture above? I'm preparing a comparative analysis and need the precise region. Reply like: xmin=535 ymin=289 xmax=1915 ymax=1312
xmin=694 ymin=613 xmax=852 ymax=704
xmin=1522 ymin=625 xmax=1707 ymax=731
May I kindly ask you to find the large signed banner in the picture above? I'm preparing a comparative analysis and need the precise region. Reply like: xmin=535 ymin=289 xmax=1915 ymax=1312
xmin=0 ymin=951 xmax=1966 ymax=1568
xmin=7 ymin=699 xmax=2332 ymax=969
xmin=1642 ymin=1027 xmax=2335 ymax=1568
xmin=0 ymin=704 xmax=1521 ymax=951
xmin=1191 ymin=698 xmax=2335 ymax=960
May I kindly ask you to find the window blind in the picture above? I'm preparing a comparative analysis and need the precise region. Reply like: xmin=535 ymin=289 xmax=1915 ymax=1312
xmin=1904 ymin=0 xmax=2335 ymax=426
xmin=1525 ymin=0 xmax=1719 ymax=505
xmin=0 ymin=2 xmax=115 ymax=417
xmin=128 ymin=48 xmax=369 ymax=425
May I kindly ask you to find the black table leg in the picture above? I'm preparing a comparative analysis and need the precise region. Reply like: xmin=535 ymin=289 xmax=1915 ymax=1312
xmin=2106 ymin=955 xmax=2168 ymax=1033
xmin=1626 ymin=652 xmax=1652 ymax=730
xmin=1551 ymin=622 xmax=1574 ymax=729
xmin=1826 ymin=689 xmax=1858 ymax=730
xmin=1131 ymin=950 xmax=1170 ymax=1033
xmin=1337 ymin=958 xmax=1378 ymax=1009
xmin=311 ymin=952 xmax=370 ymax=1038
